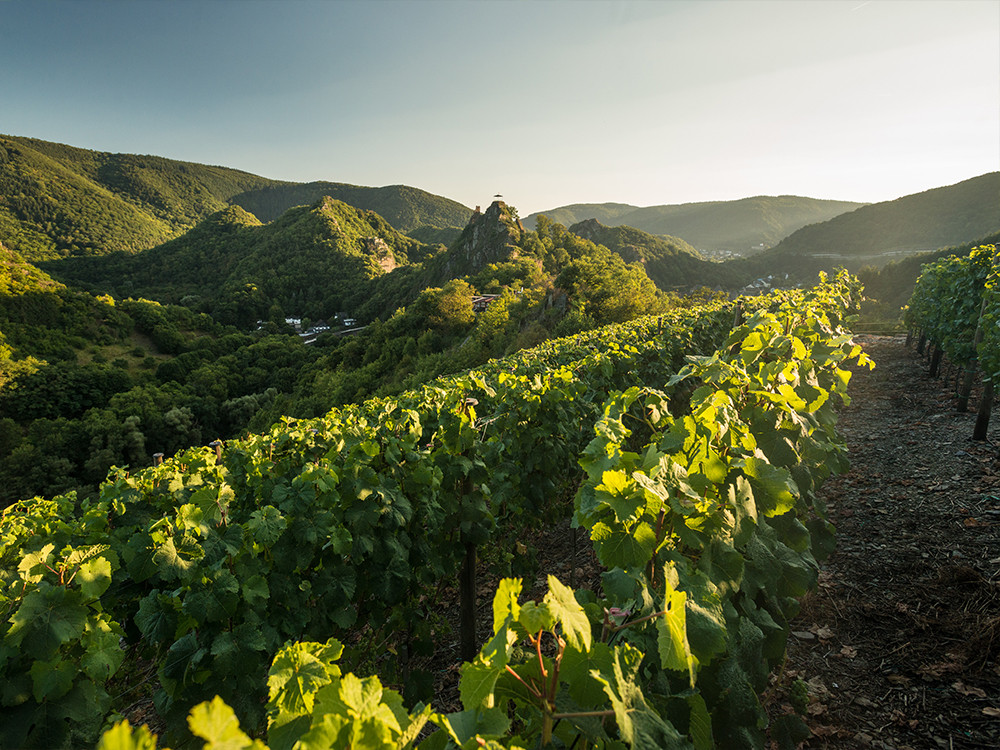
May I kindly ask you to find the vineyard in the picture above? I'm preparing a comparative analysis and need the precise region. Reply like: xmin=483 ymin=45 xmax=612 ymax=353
xmin=1 ymin=273 xmax=873 ymax=749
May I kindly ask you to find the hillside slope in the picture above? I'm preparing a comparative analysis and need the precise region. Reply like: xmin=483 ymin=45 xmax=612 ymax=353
xmin=0 ymin=135 xmax=279 ymax=259
xmin=44 ymin=197 xmax=436 ymax=325
xmin=524 ymin=196 xmax=865 ymax=256
xmin=567 ymin=219 xmax=744 ymax=289
xmin=744 ymin=172 xmax=1000 ymax=278
xmin=0 ymin=135 xmax=471 ymax=261
xmin=230 ymin=182 xmax=471 ymax=232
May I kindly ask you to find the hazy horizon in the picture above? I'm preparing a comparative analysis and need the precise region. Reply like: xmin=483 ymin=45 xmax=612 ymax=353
xmin=2 ymin=0 xmax=997 ymax=215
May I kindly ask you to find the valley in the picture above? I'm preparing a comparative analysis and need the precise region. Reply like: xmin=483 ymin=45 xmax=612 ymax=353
xmin=0 ymin=133 xmax=999 ymax=749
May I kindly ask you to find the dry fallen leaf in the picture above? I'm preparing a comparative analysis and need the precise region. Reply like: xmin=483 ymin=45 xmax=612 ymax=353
xmin=816 ymin=626 xmax=835 ymax=640
xmin=840 ymin=645 xmax=858 ymax=658
xmin=887 ymin=674 xmax=911 ymax=686
xmin=982 ymin=707 xmax=1000 ymax=718
xmin=918 ymin=660 xmax=961 ymax=679
xmin=953 ymin=681 xmax=988 ymax=698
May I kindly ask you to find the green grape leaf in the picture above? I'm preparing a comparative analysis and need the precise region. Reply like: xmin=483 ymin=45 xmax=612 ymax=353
xmin=517 ymin=600 xmax=555 ymax=635
xmin=76 ymin=556 xmax=113 ymax=600
xmin=29 ymin=653 xmax=75 ymax=701
xmin=600 ymin=567 xmax=640 ymax=605
xmin=96 ymin=720 xmax=160 ymax=750
xmin=459 ymin=625 xmax=514 ymax=710
xmin=590 ymin=520 xmax=657 ymax=571
xmin=6 ymin=586 xmax=87 ymax=660
xmin=656 ymin=565 xmax=695 ymax=687
xmin=686 ymin=692 xmax=714 ymax=750
xmin=544 ymin=575 xmax=592 ymax=651
xmin=247 ymin=506 xmax=287 ymax=547
xmin=267 ymin=641 xmax=337 ymax=716
xmin=17 ymin=542 xmax=55 ymax=584
xmin=740 ymin=456 xmax=798 ymax=517
xmin=594 ymin=645 xmax=690 ymax=749
xmin=561 ymin=640 xmax=614 ymax=707
xmin=433 ymin=707 xmax=511 ymax=746
xmin=135 ymin=593 xmax=179 ymax=643
xmin=188 ymin=695 xmax=265 ymax=749
xmin=81 ymin=619 xmax=125 ymax=681
xmin=242 ymin=574 xmax=269 ymax=608
xmin=492 ymin=577 xmax=522 ymax=632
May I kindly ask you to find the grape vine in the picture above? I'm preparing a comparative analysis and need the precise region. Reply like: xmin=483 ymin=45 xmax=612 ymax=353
xmin=0 ymin=272 xmax=869 ymax=749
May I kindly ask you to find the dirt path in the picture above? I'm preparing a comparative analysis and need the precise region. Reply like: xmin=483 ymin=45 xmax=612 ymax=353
xmin=773 ymin=335 xmax=1000 ymax=749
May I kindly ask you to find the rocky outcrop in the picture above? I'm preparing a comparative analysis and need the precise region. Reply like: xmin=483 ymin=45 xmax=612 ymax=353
xmin=441 ymin=201 xmax=523 ymax=279
xmin=363 ymin=236 xmax=397 ymax=273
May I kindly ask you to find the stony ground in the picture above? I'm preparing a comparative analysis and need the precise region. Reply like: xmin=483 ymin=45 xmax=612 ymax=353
xmin=769 ymin=334 xmax=1000 ymax=749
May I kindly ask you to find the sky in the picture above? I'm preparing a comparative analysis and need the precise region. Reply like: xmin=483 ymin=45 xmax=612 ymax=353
xmin=1 ymin=0 xmax=998 ymax=216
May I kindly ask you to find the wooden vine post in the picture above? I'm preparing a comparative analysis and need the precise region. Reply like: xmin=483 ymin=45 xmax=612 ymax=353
xmin=974 ymin=379 xmax=993 ymax=440
xmin=974 ymin=247 xmax=1000 ymax=438
xmin=958 ymin=297 xmax=988 ymax=412
xmin=458 ymin=397 xmax=479 ymax=664
xmin=929 ymin=344 xmax=943 ymax=377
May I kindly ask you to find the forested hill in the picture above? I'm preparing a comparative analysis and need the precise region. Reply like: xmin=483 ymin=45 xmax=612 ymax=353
xmin=0 ymin=135 xmax=278 ymax=260
xmin=566 ymin=217 xmax=745 ymax=289
xmin=230 ymin=182 xmax=471 ymax=232
xmin=741 ymin=172 xmax=1000 ymax=279
xmin=0 ymin=135 xmax=471 ymax=261
xmin=43 ymin=198 xmax=439 ymax=326
xmin=523 ymin=195 xmax=865 ymax=257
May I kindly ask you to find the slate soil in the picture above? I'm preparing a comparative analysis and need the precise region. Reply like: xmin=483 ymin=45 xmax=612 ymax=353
xmin=766 ymin=334 xmax=1000 ymax=749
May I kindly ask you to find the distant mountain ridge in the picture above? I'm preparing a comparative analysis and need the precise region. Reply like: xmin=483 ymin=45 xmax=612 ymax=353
xmin=524 ymin=196 xmax=866 ymax=256
xmin=744 ymin=172 xmax=1000 ymax=278
xmin=0 ymin=135 xmax=471 ymax=261
xmin=230 ymin=182 xmax=470 ymax=232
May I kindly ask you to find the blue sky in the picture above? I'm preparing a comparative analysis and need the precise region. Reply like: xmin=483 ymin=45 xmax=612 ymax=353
xmin=2 ymin=0 xmax=998 ymax=215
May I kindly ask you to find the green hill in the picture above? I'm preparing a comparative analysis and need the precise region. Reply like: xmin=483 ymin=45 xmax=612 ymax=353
xmin=0 ymin=135 xmax=471 ymax=261
xmin=566 ymin=219 xmax=743 ymax=289
xmin=0 ymin=135 xmax=280 ymax=260
xmin=522 ymin=202 xmax=639 ymax=229
xmin=524 ymin=196 xmax=865 ymax=257
xmin=743 ymin=172 xmax=1000 ymax=278
xmin=44 ymin=197 xmax=437 ymax=326
xmin=230 ymin=182 xmax=471 ymax=233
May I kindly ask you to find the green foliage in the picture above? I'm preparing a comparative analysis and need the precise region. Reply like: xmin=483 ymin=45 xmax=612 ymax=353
xmin=46 ymin=197 xmax=436 ymax=324
xmin=905 ymin=244 xmax=996 ymax=366
xmin=0 ymin=276 xmax=868 ymax=749
xmin=573 ymin=272 xmax=870 ymax=747
xmin=0 ymin=493 xmax=124 ymax=749
xmin=567 ymin=219 xmax=745 ymax=289
xmin=0 ymin=134 xmax=469 ymax=271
